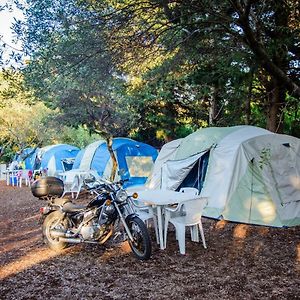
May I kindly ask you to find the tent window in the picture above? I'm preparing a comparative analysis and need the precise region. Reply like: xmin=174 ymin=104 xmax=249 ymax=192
xmin=177 ymin=151 xmax=210 ymax=192
xmin=62 ymin=158 xmax=75 ymax=172
xmin=125 ymin=156 xmax=154 ymax=177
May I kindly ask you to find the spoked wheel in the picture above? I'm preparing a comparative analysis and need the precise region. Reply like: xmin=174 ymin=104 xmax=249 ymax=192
xmin=42 ymin=211 xmax=69 ymax=251
xmin=126 ymin=216 xmax=152 ymax=260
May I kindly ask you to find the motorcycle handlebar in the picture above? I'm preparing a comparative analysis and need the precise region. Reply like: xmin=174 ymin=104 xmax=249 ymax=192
xmin=84 ymin=177 xmax=130 ymax=192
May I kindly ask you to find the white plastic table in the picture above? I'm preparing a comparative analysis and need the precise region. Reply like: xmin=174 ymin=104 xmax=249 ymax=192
xmin=58 ymin=170 xmax=93 ymax=181
xmin=135 ymin=189 xmax=200 ymax=250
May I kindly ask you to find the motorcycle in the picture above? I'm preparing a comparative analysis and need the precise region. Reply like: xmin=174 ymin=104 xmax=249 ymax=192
xmin=31 ymin=176 xmax=152 ymax=260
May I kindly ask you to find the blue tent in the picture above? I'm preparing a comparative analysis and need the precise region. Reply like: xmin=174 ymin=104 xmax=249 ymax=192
xmin=72 ymin=138 xmax=158 ymax=187
xmin=35 ymin=144 xmax=80 ymax=176
xmin=13 ymin=147 xmax=38 ymax=170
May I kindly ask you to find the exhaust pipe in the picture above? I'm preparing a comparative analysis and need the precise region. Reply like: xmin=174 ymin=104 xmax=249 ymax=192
xmin=59 ymin=237 xmax=82 ymax=243
xmin=51 ymin=230 xmax=77 ymax=239
xmin=50 ymin=230 xmax=81 ymax=243
xmin=51 ymin=230 xmax=67 ymax=238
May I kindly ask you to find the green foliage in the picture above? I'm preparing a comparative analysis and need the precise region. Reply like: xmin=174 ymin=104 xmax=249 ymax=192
xmin=94 ymin=0 xmax=299 ymax=132
xmin=0 ymin=70 xmax=101 ymax=162
xmin=57 ymin=126 xmax=101 ymax=149
xmin=283 ymin=95 xmax=300 ymax=138
xmin=2 ymin=0 xmax=299 ymax=149
xmin=123 ymin=58 xmax=200 ymax=144
xmin=21 ymin=0 xmax=134 ymax=139
xmin=0 ymin=70 xmax=53 ymax=157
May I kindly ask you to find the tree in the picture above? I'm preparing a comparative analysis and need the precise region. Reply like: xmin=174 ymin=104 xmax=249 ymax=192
xmin=94 ymin=0 xmax=300 ymax=132
xmin=15 ymin=0 xmax=139 ymax=178
xmin=19 ymin=0 xmax=135 ymax=137
xmin=0 ymin=70 xmax=100 ymax=162
xmin=0 ymin=70 xmax=53 ymax=161
xmin=9 ymin=0 xmax=300 ymax=144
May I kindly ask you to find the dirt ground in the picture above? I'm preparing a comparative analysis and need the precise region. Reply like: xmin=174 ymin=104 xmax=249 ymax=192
xmin=0 ymin=181 xmax=299 ymax=300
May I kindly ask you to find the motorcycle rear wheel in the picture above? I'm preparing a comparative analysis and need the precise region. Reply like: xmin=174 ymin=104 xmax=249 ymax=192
xmin=126 ymin=216 xmax=151 ymax=260
xmin=42 ymin=211 xmax=69 ymax=251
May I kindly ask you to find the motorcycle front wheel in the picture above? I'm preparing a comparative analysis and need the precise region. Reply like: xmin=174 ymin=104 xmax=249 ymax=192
xmin=42 ymin=211 xmax=69 ymax=251
xmin=125 ymin=216 xmax=152 ymax=260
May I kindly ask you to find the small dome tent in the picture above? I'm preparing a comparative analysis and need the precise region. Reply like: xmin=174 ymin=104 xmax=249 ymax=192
xmin=72 ymin=138 xmax=158 ymax=187
xmin=13 ymin=147 xmax=38 ymax=170
xmin=34 ymin=144 xmax=80 ymax=176
xmin=147 ymin=125 xmax=300 ymax=227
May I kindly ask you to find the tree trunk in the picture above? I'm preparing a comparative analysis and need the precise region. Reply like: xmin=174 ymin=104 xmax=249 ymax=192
xmin=209 ymin=85 xmax=219 ymax=126
xmin=245 ymin=69 xmax=254 ymax=125
xmin=266 ymin=78 xmax=285 ymax=133
xmin=106 ymin=137 xmax=118 ymax=181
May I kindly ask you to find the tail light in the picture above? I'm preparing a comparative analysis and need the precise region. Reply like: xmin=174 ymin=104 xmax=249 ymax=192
xmin=40 ymin=207 xmax=50 ymax=215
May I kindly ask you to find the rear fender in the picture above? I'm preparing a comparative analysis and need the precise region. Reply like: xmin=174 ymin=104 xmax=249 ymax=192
xmin=39 ymin=206 xmax=59 ymax=224
xmin=39 ymin=197 xmax=70 ymax=222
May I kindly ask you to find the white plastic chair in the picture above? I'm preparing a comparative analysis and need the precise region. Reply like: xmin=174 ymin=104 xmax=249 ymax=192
xmin=164 ymin=187 xmax=199 ymax=227
xmin=62 ymin=172 xmax=82 ymax=199
xmin=178 ymin=187 xmax=200 ymax=238
xmin=179 ymin=187 xmax=199 ymax=195
xmin=131 ymin=199 xmax=160 ymax=244
xmin=164 ymin=196 xmax=208 ymax=254
xmin=17 ymin=170 xmax=31 ymax=187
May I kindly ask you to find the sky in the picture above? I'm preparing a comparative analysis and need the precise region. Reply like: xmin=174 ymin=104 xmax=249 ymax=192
xmin=0 ymin=1 xmax=24 ymax=66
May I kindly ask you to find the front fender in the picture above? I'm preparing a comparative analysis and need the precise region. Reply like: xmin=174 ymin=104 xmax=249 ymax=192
xmin=123 ymin=213 xmax=139 ymax=242
xmin=125 ymin=213 xmax=138 ymax=223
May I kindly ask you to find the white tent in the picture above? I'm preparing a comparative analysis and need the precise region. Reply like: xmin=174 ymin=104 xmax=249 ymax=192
xmin=146 ymin=139 xmax=182 ymax=189
xmin=146 ymin=125 xmax=300 ymax=227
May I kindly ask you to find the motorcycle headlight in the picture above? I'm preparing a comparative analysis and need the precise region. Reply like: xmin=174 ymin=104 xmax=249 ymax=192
xmin=116 ymin=189 xmax=128 ymax=202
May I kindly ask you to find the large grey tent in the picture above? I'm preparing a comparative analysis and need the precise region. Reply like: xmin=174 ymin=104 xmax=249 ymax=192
xmin=146 ymin=126 xmax=300 ymax=227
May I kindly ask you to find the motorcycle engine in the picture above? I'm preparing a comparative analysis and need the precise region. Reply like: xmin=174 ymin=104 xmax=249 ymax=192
xmin=80 ymin=221 xmax=104 ymax=240
xmin=80 ymin=208 xmax=104 ymax=240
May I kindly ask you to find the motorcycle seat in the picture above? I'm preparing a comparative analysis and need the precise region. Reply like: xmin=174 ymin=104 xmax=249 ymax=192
xmin=62 ymin=202 xmax=86 ymax=213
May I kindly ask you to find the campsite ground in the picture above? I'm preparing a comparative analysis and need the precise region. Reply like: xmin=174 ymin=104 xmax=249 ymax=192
xmin=0 ymin=181 xmax=299 ymax=300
